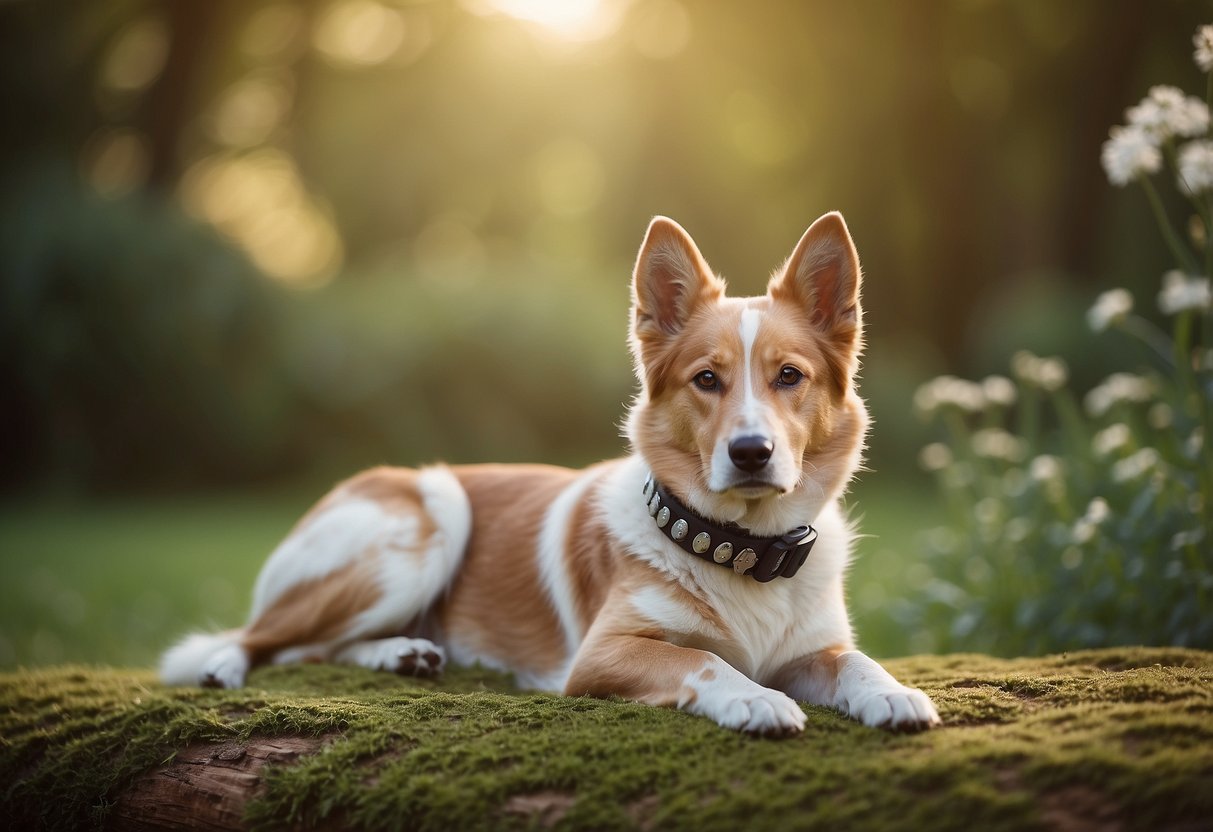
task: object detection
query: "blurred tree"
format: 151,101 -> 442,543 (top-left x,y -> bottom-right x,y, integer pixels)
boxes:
0,0 -> 1204,492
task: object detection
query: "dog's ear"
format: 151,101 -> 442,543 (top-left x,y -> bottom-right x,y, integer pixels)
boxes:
631,217 -> 724,344
769,211 -> 864,393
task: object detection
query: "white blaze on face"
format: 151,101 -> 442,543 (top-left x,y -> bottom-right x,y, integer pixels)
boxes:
707,302 -> 797,494
739,306 -> 764,430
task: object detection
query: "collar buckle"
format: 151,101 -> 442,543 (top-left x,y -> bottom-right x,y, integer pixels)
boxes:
750,525 -> 818,583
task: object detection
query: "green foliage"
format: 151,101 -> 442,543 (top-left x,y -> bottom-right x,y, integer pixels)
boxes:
2,649 -> 1210,831
0,161 -> 294,489
3,0 -> 1210,495
280,255 -> 632,472
906,342 -> 1210,655
0,163 -> 634,492
901,45 -> 1213,655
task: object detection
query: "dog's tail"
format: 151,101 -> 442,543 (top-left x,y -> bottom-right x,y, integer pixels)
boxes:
159,629 -> 242,686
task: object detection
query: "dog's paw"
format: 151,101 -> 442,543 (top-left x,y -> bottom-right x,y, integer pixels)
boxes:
392,638 -> 445,678
338,636 -> 446,677
696,683 -> 806,737
199,644 -> 249,690
850,685 -> 940,731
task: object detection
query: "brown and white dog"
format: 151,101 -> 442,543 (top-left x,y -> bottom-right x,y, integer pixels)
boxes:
161,212 -> 940,735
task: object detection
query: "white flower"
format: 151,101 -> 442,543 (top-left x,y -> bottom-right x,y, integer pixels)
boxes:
1195,24 -> 1213,72
918,442 -> 953,472
1126,85 -> 1211,139
1071,520 -> 1096,545
914,375 -> 986,415
1101,125 -> 1162,186
1086,288 -> 1133,332
1011,351 -> 1068,391
971,428 -> 1027,462
1157,270 -> 1212,314
1111,447 -> 1161,482
1069,497 -> 1111,550
1084,496 -> 1110,525
1029,454 -> 1062,482
1188,427 -> 1205,458
1084,372 -> 1157,416
980,375 -> 1017,407
1092,423 -> 1131,457
1178,140 -> 1213,194
1171,527 -> 1206,550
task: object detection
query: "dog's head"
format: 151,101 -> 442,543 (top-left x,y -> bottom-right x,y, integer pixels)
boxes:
625,213 -> 869,531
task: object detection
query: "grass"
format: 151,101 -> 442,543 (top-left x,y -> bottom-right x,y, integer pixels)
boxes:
0,477 -> 944,670
1,648 -> 1210,831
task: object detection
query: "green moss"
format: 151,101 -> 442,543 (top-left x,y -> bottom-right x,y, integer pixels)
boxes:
2,648 -> 1210,831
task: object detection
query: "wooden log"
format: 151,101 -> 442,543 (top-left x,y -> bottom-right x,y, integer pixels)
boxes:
109,737 -> 323,831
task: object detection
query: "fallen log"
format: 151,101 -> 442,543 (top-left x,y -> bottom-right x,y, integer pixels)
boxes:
2,648 -> 1211,830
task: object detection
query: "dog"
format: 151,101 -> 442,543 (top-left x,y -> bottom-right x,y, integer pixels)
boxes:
160,212 -> 941,735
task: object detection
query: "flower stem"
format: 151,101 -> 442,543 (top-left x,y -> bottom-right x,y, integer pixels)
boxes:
1120,315 -> 1178,369
1140,175 -> 1201,273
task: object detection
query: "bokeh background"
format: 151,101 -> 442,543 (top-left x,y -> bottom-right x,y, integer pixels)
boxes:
0,0 -> 1204,668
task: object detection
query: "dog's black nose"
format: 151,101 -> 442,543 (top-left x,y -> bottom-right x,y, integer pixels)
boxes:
728,435 -> 774,472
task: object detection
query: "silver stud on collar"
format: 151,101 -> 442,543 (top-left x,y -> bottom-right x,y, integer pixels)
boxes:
692,532 -> 711,553
712,542 -> 733,563
671,518 -> 689,541
643,477 -> 655,501
733,548 -> 758,574
648,493 -> 660,516
656,506 -> 671,528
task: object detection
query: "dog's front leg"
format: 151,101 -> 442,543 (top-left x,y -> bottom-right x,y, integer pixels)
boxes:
565,633 -> 806,736
773,647 -> 941,731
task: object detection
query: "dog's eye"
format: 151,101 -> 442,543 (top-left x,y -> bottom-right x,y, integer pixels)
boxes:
693,370 -> 719,391
778,366 -> 804,387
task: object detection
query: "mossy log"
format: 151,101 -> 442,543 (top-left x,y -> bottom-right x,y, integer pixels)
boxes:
2,648 -> 1211,831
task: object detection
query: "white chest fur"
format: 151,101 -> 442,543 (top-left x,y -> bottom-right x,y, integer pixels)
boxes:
595,457 -> 856,682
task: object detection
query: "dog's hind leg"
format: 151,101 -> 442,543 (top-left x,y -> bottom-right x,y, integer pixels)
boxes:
161,466 -> 470,688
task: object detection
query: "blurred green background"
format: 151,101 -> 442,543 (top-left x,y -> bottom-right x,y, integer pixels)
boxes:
0,0 -> 1202,668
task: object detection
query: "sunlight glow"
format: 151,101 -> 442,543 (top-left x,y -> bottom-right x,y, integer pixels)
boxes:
471,0 -> 618,42
179,150 -> 343,288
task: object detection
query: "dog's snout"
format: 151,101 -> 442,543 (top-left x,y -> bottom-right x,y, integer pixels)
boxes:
728,435 -> 774,473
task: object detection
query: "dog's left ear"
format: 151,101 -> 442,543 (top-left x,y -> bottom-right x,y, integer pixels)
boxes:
769,211 -> 864,393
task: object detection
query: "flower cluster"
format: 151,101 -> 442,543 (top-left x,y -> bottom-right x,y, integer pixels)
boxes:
1195,25 -> 1213,73
1086,288 -> 1133,332
903,25 -> 1213,656
1158,270 -> 1212,314
1009,351 -> 1067,390
1101,81 -> 1213,190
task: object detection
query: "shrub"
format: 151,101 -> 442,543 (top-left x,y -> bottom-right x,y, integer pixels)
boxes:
902,27 -> 1213,655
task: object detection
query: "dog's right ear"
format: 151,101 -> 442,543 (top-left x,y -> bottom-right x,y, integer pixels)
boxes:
630,217 -> 724,345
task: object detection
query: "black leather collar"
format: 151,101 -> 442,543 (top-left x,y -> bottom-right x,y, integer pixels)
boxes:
642,474 -> 817,582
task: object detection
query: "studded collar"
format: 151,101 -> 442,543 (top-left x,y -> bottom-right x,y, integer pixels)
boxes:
642,474 -> 818,582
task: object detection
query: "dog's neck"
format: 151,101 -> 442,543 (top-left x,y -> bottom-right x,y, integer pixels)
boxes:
666,466 -> 843,538
642,475 -> 818,582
